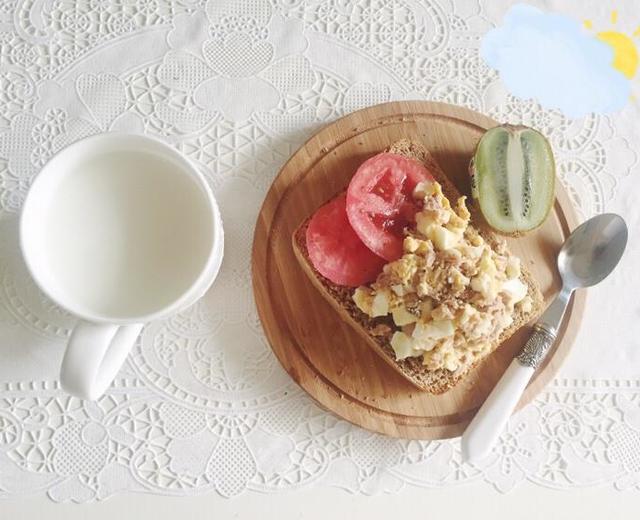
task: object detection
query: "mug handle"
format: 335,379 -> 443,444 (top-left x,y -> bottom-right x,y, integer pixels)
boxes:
60,320 -> 144,400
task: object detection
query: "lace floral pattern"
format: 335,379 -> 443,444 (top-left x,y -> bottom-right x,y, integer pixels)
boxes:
0,381 -> 639,500
0,0 -> 637,502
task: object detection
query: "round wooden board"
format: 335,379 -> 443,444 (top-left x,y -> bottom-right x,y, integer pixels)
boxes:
252,101 -> 585,439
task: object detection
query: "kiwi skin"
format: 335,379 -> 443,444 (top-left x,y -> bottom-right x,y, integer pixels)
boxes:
469,124 -> 555,237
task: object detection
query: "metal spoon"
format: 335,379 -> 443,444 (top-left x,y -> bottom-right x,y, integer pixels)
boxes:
461,213 -> 628,462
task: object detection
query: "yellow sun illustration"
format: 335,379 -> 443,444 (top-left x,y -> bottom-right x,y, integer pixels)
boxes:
584,10 -> 639,79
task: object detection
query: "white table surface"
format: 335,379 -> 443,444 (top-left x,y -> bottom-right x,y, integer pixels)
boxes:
0,484 -> 637,519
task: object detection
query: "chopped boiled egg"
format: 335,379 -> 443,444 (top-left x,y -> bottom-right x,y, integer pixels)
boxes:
353,287 -> 373,314
392,306 -> 418,326
470,272 -> 499,300
390,331 -> 415,360
502,278 -> 528,303
429,225 -> 461,251
370,290 -> 390,317
412,180 -> 436,199
505,256 -> 521,279
412,319 -> 455,341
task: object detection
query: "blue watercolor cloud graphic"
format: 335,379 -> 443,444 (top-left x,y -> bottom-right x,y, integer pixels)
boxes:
482,4 -> 630,118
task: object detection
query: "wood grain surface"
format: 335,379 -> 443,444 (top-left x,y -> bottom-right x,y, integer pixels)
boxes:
252,101 -> 585,439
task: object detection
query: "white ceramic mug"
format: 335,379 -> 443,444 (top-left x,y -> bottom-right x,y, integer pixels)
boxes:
20,134 -> 224,400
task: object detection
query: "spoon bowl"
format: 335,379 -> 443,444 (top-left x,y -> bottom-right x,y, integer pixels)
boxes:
558,213 -> 628,290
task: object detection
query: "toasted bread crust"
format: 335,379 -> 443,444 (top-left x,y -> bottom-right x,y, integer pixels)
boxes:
292,139 -> 544,393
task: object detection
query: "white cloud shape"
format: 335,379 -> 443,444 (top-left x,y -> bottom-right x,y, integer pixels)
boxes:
482,4 -> 630,118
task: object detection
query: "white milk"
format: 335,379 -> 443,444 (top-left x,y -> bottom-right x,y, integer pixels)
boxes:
42,150 -> 214,318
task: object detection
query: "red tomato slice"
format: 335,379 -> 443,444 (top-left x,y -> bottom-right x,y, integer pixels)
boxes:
306,194 -> 385,287
346,153 -> 434,261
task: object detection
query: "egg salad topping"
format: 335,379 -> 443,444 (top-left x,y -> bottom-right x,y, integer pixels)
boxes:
353,179 -> 531,372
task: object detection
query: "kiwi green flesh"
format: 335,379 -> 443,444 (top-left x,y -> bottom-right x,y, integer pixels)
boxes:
472,126 -> 555,233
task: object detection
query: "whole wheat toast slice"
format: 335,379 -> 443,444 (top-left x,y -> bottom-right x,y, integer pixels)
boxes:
292,139 -> 544,393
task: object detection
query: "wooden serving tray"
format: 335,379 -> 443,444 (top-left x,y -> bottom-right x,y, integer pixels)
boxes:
252,101 -> 584,439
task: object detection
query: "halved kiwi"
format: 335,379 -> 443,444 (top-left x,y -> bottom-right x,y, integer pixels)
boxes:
470,124 -> 555,235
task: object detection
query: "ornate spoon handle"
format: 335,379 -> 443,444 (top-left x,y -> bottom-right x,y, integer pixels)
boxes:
461,288 -> 572,463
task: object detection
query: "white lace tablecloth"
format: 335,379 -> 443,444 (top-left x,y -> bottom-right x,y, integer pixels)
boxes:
0,0 -> 639,502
